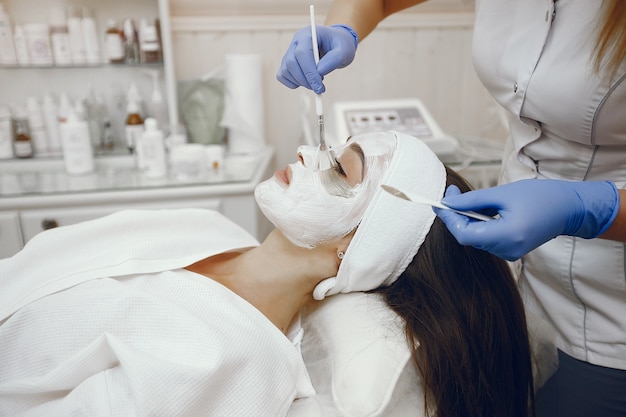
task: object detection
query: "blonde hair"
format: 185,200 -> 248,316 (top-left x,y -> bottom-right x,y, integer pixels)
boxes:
595,0 -> 626,79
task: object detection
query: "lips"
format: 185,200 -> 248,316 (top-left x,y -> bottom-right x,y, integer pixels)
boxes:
274,167 -> 291,185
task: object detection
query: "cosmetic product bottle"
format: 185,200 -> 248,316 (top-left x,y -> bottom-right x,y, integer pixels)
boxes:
0,3 -> 17,65
81,7 -> 100,64
49,8 -> 72,66
11,105 -> 33,158
13,24 -> 29,66
25,96 -> 49,154
140,117 -> 166,178
102,118 -> 114,151
105,19 -> 124,64
57,91 -> 71,123
0,105 -> 13,158
122,18 -> 139,64
145,69 -> 167,130
24,24 -> 53,66
42,93 -> 62,153
125,100 -> 143,156
59,109 -> 94,175
66,6 -> 85,65
139,24 -> 161,63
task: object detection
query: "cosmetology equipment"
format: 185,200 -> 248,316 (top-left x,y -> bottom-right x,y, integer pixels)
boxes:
309,5 -> 336,172
334,98 -> 458,158
381,184 -> 492,221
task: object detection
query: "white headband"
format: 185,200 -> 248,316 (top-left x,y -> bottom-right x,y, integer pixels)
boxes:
313,131 -> 447,300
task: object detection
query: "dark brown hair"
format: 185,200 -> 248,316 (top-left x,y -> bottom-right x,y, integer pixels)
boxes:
374,167 -> 535,417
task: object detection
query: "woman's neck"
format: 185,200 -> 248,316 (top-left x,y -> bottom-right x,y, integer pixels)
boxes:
185,232 -> 328,334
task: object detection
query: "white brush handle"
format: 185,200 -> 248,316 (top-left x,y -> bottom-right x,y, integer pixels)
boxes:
310,5 -> 324,117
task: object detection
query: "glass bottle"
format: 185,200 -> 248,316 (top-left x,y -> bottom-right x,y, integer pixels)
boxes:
122,18 -> 139,64
12,106 -> 33,158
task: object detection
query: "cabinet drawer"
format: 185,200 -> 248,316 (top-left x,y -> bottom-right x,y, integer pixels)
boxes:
19,199 -> 222,243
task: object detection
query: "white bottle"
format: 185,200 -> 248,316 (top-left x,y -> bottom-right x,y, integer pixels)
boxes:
49,8 -> 72,66
13,24 -> 29,66
25,96 -> 49,154
146,70 -> 168,130
0,105 -> 13,158
140,117 -> 166,178
57,91 -> 71,123
66,6 -> 85,64
0,3 -> 17,65
81,7 -> 100,64
24,24 -> 53,66
59,109 -> 94,175
42,93 -> 62,153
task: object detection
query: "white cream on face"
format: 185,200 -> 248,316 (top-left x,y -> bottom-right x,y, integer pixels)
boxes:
254,135 -> 396,248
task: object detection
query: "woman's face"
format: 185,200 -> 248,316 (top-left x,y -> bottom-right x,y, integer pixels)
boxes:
254,135 -> 395,248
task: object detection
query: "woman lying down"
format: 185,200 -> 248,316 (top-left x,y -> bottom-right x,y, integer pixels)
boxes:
0,131 -> 535,417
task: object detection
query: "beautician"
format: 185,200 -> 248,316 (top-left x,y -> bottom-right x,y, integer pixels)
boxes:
276,1 -> 626,416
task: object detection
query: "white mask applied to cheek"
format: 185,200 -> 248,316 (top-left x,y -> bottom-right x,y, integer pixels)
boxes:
254,139 -> 394,248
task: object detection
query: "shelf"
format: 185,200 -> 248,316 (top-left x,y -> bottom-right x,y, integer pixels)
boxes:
0,62 -> 164,70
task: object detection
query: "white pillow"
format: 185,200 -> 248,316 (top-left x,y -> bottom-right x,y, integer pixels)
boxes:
300,292 -> 414,417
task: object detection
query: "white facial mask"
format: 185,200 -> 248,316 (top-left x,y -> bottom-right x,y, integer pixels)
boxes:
254,135 -> 396,248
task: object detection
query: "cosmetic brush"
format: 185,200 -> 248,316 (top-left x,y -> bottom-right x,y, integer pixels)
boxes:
310,4 -> 337,172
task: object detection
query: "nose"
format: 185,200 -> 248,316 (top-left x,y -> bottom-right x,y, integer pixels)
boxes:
297,145 -> 318,168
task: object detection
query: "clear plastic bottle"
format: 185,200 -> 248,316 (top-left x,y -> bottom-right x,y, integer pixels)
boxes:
122,18 -> 139,64
0,3 -> 17,65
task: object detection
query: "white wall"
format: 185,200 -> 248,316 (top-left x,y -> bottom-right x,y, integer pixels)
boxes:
169,5 -> 507,171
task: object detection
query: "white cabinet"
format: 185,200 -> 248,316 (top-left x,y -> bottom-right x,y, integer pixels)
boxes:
0,148 -> 274,259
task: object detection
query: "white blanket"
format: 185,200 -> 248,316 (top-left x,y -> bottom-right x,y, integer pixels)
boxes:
0,209 -> 315,417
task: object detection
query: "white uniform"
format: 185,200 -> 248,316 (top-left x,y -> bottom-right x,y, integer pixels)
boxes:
473,0 -> 626,369
0,209 -> 314,416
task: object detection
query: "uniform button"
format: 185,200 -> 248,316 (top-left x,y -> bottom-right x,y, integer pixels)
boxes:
545,10 -> 549,21
513,81 -> 518,93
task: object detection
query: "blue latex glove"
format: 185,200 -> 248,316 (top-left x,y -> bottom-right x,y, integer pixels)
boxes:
434,179 -> 620,261
276,24 -> 358,94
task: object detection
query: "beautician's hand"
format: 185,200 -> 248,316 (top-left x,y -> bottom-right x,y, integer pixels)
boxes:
276,24 -> 358,94
434,179 -> 620,261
